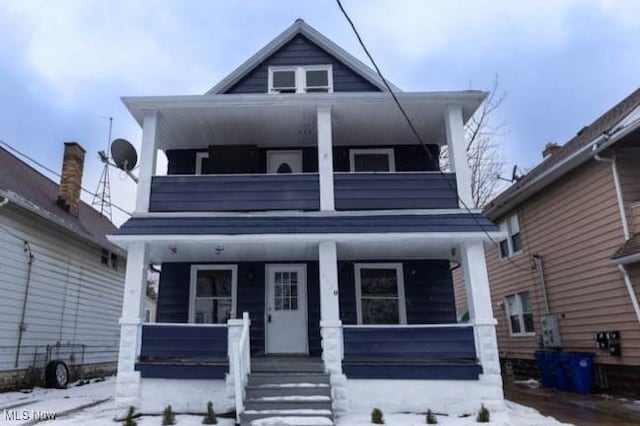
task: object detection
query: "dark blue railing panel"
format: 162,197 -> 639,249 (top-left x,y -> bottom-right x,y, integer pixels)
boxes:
334,172 -> 458,210
140,324 -> 227,359
150,174 -> 320,212
343,326 -> 476,360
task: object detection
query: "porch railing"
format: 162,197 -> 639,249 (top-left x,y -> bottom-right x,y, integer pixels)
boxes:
233,312 -> 251,423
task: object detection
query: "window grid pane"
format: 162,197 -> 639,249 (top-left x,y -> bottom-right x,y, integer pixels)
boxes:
273,271 -> 298,311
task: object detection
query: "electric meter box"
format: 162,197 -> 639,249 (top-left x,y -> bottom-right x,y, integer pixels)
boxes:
541,314 -> 562,348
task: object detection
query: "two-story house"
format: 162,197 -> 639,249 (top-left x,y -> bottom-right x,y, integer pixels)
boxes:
477,88 -> 640,398
109,20 -> 505,424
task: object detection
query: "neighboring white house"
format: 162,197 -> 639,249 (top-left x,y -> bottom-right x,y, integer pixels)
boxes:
0,143 -> 126,390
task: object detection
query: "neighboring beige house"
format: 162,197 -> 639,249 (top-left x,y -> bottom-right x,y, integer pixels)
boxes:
457,88 -> 640,398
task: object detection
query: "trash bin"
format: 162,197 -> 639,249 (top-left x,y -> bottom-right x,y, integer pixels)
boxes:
534,351 -> 556,388
555,352 -> 572,391
566,352 -> 594,394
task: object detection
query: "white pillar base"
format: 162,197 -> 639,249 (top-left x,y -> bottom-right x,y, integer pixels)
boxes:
320,320 -> 348,416
115,371 -> 141,408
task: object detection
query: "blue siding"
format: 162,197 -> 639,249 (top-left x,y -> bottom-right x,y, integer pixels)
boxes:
343,326 -> 476,359
338,260 -> 457,325
149,174 -> 320,212
116,214 -> 498,236
225,34 -> 380,94
157,261 -> 322,357
342,326 -> 481,380
334,173 -> 458,210
135,363 -> 227,379
139,324 -> 227,359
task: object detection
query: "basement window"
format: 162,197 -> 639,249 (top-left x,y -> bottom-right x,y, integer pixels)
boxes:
499,213 -> 522,258
268,65 -> 333,94
506,292 -> 534,336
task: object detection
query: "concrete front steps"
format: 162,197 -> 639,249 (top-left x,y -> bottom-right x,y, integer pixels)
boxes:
240,357 -> 334,425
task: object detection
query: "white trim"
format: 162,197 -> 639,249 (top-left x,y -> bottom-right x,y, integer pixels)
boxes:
188,264 -> 238,323
317,106 -> 335,210
349,148 -> 396,172
135,112 -> 158,212
266,149 -> 303,174
264,263 -> 309,354
505,292 -> 534,337
144,322 -> 228,327
354,262 -> 406,325
207,19 -> 395,94
195,152 -> 209,175
343,323 -> 473,329
109,231 -> 504,246
132,208 -> 483,218
268,65 -> 333,94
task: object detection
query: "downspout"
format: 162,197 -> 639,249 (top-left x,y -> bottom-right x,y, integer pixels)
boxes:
593,144 -> 640,323
15,241 -> 34,368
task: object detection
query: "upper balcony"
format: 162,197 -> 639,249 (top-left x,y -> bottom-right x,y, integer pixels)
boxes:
123,92 -> 485,214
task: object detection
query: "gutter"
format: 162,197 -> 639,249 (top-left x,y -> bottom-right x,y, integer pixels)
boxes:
486,116 -> 640,220
0,196 -> 8,207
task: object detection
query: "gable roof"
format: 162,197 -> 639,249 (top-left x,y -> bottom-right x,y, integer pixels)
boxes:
207,19 -> 398,94
484,88 -> 640,220
0,147 -> 122,254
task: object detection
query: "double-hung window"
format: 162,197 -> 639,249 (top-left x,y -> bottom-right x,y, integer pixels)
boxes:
189,265 -> 237,324
269,65 -> 333,94
499,213 -> 522,258
506,292 -> 534,336
355,263 -> 406,325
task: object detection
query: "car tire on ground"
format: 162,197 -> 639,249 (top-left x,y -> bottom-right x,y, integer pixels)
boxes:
45,360 -> 69,389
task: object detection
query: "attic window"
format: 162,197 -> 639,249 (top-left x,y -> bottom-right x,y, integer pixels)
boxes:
268,65 -> 333,94
101,249 -> 109,266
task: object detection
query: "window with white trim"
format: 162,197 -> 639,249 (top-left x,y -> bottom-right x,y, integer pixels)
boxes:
506,292 -> 534,335
268,65 -> 333,94
189,265 -> 237,324
499,213 -> 522,258
195,152 -> 209,175
349,148 -> 396,172
355,263 -> 406,325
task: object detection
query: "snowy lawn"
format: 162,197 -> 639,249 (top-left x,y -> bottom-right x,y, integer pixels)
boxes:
0,378 -> 571,425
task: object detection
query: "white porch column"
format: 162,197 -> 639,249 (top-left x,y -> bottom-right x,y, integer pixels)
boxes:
318,241 -> 347,415
226,315 -> 250,406
317,106 -> 335,211
115,242 -> 148,407
135,112 -> 159,213
460,241 -> 504,410
444,105 -> 472,208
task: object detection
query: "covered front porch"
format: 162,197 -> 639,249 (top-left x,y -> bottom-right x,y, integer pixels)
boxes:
110,225 -> 504,415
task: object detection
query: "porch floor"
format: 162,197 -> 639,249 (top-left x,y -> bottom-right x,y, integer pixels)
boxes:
252,356 -> 324,373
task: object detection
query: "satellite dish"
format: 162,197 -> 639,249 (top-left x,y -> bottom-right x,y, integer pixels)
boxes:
110,138 -> 138,171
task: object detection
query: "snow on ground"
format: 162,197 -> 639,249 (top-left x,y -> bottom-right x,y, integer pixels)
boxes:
0,378 -> 571,426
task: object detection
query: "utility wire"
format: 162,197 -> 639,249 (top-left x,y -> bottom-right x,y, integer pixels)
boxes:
0,140 -> 132,217
335,0 -> 530,273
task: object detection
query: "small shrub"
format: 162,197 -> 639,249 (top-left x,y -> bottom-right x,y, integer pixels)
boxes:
371,407 -> 384,424
162,404 -> 176,425
476,404 -> 490,423
202,401 -> 217,425
123,406 -> 137,426
426,409 -> 437,424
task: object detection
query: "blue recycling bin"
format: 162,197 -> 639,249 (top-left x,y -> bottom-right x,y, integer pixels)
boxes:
555,352 -> 572,391
534,351 -> 556,388
565,352 -> 594,394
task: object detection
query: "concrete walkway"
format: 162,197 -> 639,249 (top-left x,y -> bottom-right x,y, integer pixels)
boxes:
505,380 -> 640,425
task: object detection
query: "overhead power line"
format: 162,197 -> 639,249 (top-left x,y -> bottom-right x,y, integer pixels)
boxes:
335,0 -> 529,273
0,140 -> 132,218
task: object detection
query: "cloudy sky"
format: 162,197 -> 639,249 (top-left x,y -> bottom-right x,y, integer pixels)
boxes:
1,0 -> 639,225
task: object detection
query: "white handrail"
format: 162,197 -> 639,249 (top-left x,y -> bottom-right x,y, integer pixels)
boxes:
233,312 -> 251,423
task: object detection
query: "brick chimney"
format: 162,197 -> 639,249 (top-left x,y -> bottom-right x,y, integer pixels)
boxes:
542,142 -> 561,159
57,142 -> 85,216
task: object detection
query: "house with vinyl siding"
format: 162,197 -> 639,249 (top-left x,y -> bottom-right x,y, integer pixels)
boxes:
456,88 -> 640,398
109,19 -> 505,424
0,143 -> 126,390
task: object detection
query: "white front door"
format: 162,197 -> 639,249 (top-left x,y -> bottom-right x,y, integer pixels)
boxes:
265,264 -> 308,354
267,150 -> 303,174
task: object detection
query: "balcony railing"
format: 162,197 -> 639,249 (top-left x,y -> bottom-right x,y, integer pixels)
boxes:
148,172 -> 458,213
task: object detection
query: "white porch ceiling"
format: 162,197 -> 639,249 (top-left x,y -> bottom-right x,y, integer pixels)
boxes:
122,91 -> 486,150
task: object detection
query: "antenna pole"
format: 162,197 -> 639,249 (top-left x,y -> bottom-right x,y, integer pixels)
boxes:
92,117 -> 114,221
